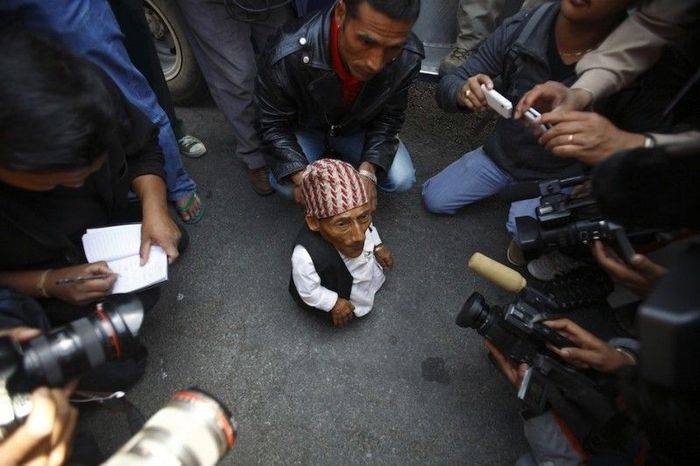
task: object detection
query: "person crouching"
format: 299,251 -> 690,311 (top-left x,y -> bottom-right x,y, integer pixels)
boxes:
290,159 -> 394,327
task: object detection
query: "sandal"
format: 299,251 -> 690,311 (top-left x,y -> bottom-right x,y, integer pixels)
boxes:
175,192 -> 205,225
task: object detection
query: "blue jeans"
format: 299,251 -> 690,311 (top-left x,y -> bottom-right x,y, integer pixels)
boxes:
421,146 -> 539,236
1,0 -> 196,202
270,130 -> 416,198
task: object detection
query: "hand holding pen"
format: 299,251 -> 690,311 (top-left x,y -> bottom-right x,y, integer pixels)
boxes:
41,262 -> 118,305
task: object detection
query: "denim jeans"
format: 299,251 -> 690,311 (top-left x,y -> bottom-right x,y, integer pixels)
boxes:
1,0 -> 196,202
421,146 -> 539,236
270,130 -> 416,199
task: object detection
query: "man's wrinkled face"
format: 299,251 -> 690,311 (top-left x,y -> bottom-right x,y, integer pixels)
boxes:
335,1 -> 413,82
0,154 -> 106,191
307,204 -> 372,258
560,0 -> 635,24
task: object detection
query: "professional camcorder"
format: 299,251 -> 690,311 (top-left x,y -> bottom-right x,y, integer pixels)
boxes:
505,176 -> 640,261
103,388 -> 238,466
0,295 -> 144,439
457,253 -> 622,451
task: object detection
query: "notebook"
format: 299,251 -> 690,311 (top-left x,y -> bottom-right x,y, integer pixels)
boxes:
82,224 -> 168,294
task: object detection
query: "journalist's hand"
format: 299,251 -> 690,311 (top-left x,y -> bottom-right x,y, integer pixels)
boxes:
537,111 -> 645,164
374,244 -> 394,269
0,385 -> 78,466
141,208 -> 181,265
544,319 -> 635,373
330,298 -> 354,328
45,263 -> 117,305
484,340 -> 528,389
458,74 -> 493,112
592,241 -> 667,297
291,171 -> 306,207
514,81 -> 592,119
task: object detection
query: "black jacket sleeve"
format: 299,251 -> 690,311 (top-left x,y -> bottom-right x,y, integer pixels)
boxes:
256,57 -> 308,181
361,59 -> 421,174
436,10 -> 528,114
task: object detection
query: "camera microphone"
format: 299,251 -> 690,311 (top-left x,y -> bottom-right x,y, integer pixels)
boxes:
468,253 -> 559,310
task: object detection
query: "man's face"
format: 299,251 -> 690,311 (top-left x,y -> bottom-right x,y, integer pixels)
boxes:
560,0 -> 635,24
307,204 -> 373,258
335,1 -> 414,82
0,154 -> 106,191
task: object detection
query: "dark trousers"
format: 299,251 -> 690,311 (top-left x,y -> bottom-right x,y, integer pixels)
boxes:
108,0 -> 185,139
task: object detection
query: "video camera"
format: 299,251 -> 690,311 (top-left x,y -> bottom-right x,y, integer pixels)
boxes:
0,295 -> 144,439
504,175 -> 641,261
457,253 -> 620,449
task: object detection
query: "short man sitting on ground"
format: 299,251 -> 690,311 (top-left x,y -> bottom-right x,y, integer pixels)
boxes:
290,159 -> 394,327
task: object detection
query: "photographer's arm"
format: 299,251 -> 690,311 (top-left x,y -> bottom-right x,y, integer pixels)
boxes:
592,241 -> 667,297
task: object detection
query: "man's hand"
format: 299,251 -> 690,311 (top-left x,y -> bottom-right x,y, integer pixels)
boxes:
291,171 -> 306,207
544,318 -> 636,373
0,330 -> 78,466
591,241 -> 667,297
457,74 -> 493,112
330,298 -> 354,328
141,208 -> 181,265
537,111 -> 645,164
373,244 -> 394,269
514,81 -> 592,119
358,162 -> 377,212
484,340 -> 528,389
46,263 -> 117,305
0,386 -> 78,466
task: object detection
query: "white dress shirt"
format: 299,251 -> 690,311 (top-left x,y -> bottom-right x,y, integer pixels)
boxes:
291,225 -> 385,317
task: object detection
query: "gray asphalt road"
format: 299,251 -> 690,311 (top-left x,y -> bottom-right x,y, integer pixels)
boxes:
84,81 -> 528,465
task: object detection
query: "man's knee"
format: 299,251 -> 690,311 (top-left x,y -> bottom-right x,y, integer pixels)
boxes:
421,181 -> 456,215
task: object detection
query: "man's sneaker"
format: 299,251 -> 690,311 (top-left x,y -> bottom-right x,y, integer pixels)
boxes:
542,266 -> 615,311
249,166 -> 273,196
178,135 -> 207,158
526,251 -> 584,281
439,47 -> 471,76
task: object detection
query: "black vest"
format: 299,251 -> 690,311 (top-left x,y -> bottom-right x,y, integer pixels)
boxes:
289,225 -> 353,312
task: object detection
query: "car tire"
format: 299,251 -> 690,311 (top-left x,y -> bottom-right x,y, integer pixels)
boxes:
144,0 -> 208,106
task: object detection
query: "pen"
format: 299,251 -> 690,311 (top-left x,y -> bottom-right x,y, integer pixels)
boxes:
55,274 -> 117,285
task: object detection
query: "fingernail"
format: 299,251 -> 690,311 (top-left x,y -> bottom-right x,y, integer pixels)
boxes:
631,255 -> 644,264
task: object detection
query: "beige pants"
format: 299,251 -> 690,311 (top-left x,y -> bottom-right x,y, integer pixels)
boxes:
456,0 -> 547,50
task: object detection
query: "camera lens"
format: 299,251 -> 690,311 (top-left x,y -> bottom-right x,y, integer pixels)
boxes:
103,388 -> 238,466
456,292 -> 492,332
18,295 -> 143,389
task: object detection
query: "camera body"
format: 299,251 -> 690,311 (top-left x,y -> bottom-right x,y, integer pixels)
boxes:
510,176 -> 639,261
456,292 -> 573,365
0,295 -> 143,439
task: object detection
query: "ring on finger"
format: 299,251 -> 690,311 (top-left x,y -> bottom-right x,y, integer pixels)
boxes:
567,134 -> 574,143
466,89 -> 472,97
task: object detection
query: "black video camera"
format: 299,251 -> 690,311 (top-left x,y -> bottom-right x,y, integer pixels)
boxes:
0,295 -> 143,439
506,176 -> 642,261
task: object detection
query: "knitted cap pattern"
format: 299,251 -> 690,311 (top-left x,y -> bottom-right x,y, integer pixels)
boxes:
302,159 -> 368,219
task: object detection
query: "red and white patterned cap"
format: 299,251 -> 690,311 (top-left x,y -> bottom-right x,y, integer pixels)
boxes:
302,159 -> 368,219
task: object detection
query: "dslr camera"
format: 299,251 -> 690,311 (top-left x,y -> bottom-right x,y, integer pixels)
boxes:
0,295 -> 143,438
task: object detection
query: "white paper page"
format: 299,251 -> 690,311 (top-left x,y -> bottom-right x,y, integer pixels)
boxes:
107,246 -> 168,294
82,224 -> 142,263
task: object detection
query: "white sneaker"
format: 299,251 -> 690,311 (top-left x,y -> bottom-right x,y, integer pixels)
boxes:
178,135 -> 207,158
526,251 -> 583,281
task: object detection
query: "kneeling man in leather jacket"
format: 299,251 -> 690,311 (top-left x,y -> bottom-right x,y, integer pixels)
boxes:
256,0 -> 424,211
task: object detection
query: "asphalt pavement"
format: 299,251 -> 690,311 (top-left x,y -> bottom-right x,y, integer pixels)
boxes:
83,81 -> 529,465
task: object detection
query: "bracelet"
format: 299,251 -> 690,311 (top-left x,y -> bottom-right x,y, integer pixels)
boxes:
615,347 -> 637,366
359,169 -> 377,185
374,243 -> 385,252
37,269 -> 51,298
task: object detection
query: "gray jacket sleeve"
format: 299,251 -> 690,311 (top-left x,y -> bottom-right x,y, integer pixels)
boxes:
436,11 -> 528,113
574,0 -> 700,100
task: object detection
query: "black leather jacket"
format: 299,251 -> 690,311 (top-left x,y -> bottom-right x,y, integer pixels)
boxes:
256,6 -> 424,181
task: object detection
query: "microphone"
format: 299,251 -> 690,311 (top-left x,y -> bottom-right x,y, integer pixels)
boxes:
468,253 -> 559,311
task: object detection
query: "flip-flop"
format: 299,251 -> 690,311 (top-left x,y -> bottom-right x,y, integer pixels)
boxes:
175,192 -> 205,225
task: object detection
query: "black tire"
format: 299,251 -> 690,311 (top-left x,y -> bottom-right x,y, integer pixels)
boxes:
144,0 -> 208,106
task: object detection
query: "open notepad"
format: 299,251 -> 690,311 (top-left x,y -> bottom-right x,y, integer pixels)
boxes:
82,224 -> 168,294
